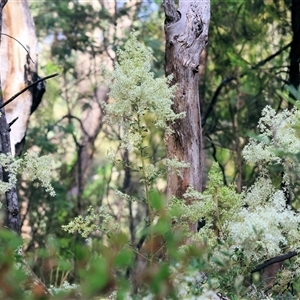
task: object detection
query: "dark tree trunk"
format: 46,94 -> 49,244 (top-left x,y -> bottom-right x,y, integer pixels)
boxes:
288,0 -> 300,106
163,0 -> 210,232
282,0 -> 300,204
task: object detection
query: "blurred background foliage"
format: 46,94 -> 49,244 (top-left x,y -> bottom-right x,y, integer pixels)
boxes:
11,0 -> 296,291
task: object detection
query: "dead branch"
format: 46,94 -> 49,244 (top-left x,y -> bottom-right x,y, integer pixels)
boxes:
251,251 -> 298,273
0,73 -> 59,109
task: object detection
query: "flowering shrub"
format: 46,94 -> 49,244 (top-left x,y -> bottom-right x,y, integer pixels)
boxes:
243,104 -> 300,188
3,35 -> 300,300
0,151 -> 55,196
60,37 -> 300,299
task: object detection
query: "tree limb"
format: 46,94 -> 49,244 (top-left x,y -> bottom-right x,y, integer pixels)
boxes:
0,73 -> 59,109
202,76 -> 236,127
251,251 -> 298,273
1,32 -> 34,63
202,42 -> 291,128
0,0 -> 19,234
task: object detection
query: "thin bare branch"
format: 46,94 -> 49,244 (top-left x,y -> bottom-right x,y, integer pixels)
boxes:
8,117 -> 18,128
202,42 -> 291,128
0,73 -> 59,109
1,32 -> 34,63
252,251 -> 298,273
53,114 -> 90,138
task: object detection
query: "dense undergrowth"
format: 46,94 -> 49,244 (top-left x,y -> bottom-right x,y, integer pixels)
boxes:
1,35 -> 300,300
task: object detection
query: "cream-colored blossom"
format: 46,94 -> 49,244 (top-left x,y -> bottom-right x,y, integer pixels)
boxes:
243,104 -> 300,167
227,183 -> 300,259
165,157 -> 190,179
103,33 -> 184,151
22,152 -> 55,196
62,205 -> 118,238
0,151 -> 55,196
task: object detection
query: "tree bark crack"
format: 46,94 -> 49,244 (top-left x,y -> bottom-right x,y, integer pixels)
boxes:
163,0 -> 180,24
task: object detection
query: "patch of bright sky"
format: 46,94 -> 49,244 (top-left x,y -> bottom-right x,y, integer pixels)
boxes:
42,0 -> 159,48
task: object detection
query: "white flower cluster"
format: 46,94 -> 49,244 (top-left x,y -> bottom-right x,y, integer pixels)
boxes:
175,160 -> 300,273
104,33 -> 185,150
232,105 -> 300,259
62,205 -> 118,238
107,147 -> 117,164
243,105 -> 300,174
0,151 -> 55,197
22,152 -> 56,196
49,281 -> 79,295
228,180 -> 300,259
0,153 -> 21,193
114,189 -> 138,202
165,157 -> 190,179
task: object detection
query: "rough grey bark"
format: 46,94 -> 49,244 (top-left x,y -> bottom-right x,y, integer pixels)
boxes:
163,0 -> 210,232
199,47 -> 208,188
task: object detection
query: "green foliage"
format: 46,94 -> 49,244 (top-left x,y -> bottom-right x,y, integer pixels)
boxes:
243,103 -> 300,189
4,1 -> 300,299
204,0 -> 291,185
0,229 -> 27,299
55,34 -> 300,299
170,162 -> 242,241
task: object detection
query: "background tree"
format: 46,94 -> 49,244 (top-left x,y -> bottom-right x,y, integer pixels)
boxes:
1,0 -> 45,157
0,0 -> 47,235
22,0 -> 165,283
163,0 -> 210,232
0,0 -> 20,234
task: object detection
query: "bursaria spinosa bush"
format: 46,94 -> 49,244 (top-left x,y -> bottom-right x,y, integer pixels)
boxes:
227,177 -> 300,259
0,151 -> 55,197
62,36 -> 300,299
170,104 -> 300,297
103,33 -> 185,151
243,104 -> 300,187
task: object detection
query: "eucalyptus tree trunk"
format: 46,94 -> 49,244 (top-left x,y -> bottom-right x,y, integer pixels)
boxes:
163,0 -> 210,232
0,0 -> 42,234
0,0 -> 21,234
0,2 -> 51,295
1,0 -> 43,157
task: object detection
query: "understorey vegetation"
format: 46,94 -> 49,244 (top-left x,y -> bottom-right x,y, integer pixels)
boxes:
1,34 -> 300,300
1,1 -> 300,299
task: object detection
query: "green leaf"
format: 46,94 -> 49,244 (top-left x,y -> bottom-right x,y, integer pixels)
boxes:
150,264 -> 170,295
81,256 -> 108,297
149,189 -> 164,210
114,248 -> 134,268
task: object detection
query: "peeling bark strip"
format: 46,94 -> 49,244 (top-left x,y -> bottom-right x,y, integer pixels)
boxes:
163,0 -> 210,232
